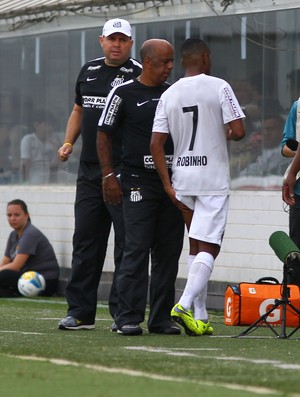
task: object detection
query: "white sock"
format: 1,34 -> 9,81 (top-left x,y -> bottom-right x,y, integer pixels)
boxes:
188,255 -> 208,320
179,252 -> 214,311
187,255 -> 197,312
194,284 -> 208,321
187,255 -> 196,272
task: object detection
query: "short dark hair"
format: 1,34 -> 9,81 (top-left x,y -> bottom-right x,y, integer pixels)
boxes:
180,38 -> 210,57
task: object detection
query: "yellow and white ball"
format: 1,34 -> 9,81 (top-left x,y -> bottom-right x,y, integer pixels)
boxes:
18,271 -> 46,297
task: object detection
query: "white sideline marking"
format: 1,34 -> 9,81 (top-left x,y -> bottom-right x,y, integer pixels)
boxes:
125,346 -> 300,372
7,354 -> 284,396
126,346 -> 220,357
127,346 -> 220,351
219,356 -> 300,370
0,330 -> 43,335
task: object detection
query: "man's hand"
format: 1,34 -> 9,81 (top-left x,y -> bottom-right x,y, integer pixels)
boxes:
102,175 -> 122,205
165,185 -> 190,213
282,173 -> 296,206
57,144 -> 73,162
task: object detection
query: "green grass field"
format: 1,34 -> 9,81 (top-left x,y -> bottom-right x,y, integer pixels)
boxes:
1,298 -> 300,397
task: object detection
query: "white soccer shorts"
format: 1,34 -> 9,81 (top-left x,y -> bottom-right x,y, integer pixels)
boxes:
176,194 -> 229,246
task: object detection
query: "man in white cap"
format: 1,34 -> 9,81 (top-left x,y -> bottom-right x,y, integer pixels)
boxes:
57,19 -> 142,331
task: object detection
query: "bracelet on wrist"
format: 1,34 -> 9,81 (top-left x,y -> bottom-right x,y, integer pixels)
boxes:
63,142 -> 73,147
102,172 -> 114,180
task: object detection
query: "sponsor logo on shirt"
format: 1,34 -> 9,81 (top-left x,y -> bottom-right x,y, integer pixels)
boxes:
137,100 -> 149,107
104,95 -> 122,125
155,100 -> 163,114
119,67 -> 133,73
82,96 -> 106,109
87,65 -> 101,70
144,155 -> 173,169
224,87 -> 241,119
137,98 -> 160,107
176,156 -> 208,166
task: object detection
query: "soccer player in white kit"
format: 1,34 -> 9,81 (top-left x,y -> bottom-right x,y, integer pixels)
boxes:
151,38 -> 245,335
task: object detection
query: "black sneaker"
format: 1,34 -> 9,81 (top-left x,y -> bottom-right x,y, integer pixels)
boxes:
149,322 -> 181,335
117,324 -> 143,336
111,322 -> 118,332
58,316 -> 95,330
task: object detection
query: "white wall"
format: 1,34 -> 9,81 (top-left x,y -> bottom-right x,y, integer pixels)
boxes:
0,186 -> 288,285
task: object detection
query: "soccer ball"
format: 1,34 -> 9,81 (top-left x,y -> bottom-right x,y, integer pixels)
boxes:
18,271 -> 46,297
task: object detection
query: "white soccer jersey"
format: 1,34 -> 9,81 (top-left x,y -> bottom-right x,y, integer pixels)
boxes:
153,74 -> 245,195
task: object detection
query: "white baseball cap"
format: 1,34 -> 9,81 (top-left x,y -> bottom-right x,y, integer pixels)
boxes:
102,18 -> 132,37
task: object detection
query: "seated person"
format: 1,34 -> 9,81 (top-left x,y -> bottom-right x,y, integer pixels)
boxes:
239,113 -> 290,176
0,199 -> 59,297
230,111 -> 261,178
